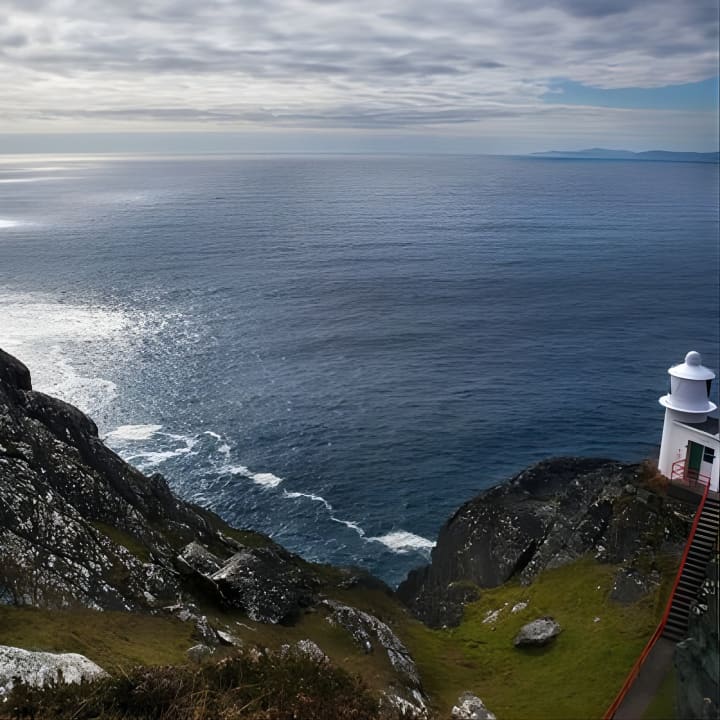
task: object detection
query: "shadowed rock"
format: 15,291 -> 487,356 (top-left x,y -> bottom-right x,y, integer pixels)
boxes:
398,458 -> 688,628
211,546 -> 318,624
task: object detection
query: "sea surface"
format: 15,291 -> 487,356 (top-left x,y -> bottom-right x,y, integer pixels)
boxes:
1,153 -> 718,586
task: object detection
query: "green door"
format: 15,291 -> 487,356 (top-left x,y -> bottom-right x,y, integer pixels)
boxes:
687,441 -> 704,481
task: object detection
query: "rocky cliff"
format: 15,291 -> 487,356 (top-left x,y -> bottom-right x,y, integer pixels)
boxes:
397,457 -> 690,628
0,348 -> 426,715
675,555 -> 720,720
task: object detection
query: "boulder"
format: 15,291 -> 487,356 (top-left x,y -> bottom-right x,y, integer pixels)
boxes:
0,646 -> 106,694
452,692 -> 497,719
384,690 -> 429,718
280,639 -> 329,664
513,617 -> 561,647
216,630 -> 242,647
177,541 -> 222,576
211,546 -> 318,624
186,644 -> 214,663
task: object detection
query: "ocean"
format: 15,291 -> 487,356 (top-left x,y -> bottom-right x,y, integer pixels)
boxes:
1,153 -> 718,586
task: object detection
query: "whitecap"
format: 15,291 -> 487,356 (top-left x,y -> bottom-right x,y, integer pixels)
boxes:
125,446 -> 193,467
252,472 -> 283,488
283,491 -> 333,512
330,517 -> 366,537
222,464 -> 252,477
0,219 -> 22,229
369,531 -> 435,554
105,424 -> 163,441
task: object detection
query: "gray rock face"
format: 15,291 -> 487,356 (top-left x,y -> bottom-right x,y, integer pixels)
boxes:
513,617 -> 562,647
177,541 -> 222,576
323,599 -> 423,690
0,347 -> 322,622
0,349 -> 225,611
0,348 -> 430,713
0,645 -> 106,694
675,557 -> 720,720
610,567 -> 660,604
451,692 -> 497,720
211,546 -> 318,624
397,458 -> 688,627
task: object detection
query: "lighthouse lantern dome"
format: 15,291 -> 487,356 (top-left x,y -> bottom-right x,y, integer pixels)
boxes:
659,350 -> 716,423
668,351 -> 716,381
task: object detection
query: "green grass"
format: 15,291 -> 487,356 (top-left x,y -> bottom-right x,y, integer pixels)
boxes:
397,555 -> 679,719
0,599 -> 400,695
0,554 -> 679,720
91,521 -> 152,562
0,605 -> 195,669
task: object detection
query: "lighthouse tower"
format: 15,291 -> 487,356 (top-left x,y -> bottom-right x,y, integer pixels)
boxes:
658,351 -> 719,492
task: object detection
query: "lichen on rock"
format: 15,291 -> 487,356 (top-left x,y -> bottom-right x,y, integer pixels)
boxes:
397,457 -> 689,628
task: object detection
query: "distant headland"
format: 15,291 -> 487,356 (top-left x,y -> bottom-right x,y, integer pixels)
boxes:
531,148 -> 720,163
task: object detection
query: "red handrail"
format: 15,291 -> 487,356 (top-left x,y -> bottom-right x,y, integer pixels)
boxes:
671,459 -> 710,487
602,481 -> 711,719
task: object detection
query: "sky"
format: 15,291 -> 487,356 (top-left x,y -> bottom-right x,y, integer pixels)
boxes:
0,0 -> 718,154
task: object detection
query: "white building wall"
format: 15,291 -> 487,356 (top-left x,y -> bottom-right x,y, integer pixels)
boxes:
658,413 -> 720,492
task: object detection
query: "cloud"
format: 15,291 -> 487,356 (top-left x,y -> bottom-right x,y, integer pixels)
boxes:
0,0 -> 717,149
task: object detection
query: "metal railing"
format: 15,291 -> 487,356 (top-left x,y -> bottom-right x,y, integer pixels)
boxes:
671,459 -> 710,488
602,480 -> 711,719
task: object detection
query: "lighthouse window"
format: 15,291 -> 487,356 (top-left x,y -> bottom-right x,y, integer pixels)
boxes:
703,447 -> 715,464
707,379 -> 713,398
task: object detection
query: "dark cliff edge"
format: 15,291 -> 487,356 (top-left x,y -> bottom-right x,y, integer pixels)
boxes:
397,457 -> 691,628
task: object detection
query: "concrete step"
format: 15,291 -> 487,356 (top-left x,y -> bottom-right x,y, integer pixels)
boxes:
694,533 -> 718,545
683,556 -> 709,569
664,616 -> 688,634
696,524 -> 719,534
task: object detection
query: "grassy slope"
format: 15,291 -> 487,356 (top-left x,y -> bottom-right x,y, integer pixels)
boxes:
0,553 -> 679,720
0,606 -> 195,669
399,554 -> 679,719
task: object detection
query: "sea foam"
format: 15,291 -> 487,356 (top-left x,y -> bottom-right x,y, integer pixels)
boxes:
219,464 -> 284,488
369,531 -> 435,554
283,491 -> 333,512
105,424 -> 163,441
0,291 -> 163,432
252,473 -> 284,488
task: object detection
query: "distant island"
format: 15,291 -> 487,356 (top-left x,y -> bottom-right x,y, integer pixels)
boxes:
531,148 -> 719,163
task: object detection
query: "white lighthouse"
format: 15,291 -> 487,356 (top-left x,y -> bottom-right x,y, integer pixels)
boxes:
658,350 -> 719,492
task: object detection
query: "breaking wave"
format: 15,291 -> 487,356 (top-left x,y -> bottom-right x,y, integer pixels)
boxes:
369,531 -> 435,554
104,424 -> 163,441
